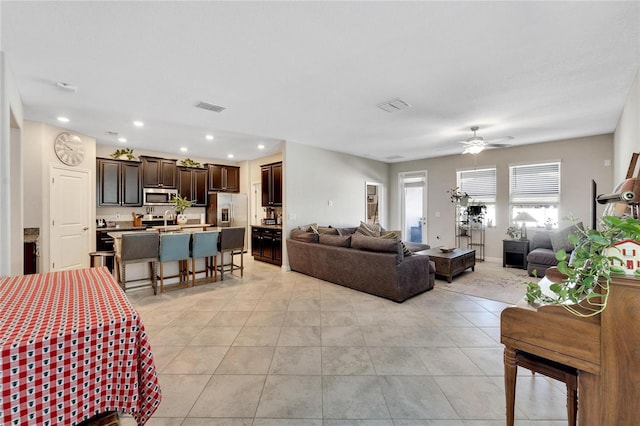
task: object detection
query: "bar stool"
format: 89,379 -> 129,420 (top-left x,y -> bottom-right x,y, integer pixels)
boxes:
189,230 -> 220,286
114,233 -> 159,295
217,227 -> 245,281
157,232 -> 191,292
89,251 -> 115,268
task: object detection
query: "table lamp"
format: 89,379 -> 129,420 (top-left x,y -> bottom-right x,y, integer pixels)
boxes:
514,211 -> 537,240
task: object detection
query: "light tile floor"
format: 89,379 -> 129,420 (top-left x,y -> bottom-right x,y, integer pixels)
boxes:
122,258 -> 570,426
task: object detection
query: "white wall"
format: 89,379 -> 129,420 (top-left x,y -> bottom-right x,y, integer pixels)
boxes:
0,52 -> 24,276
614,69 -> 640,182
389,134 -> 614,261
22,121 -> 96,273
283,141 -> 389,266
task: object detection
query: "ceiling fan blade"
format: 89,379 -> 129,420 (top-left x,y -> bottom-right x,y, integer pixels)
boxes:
485,136 -> 514,144
486,143 -> 511,148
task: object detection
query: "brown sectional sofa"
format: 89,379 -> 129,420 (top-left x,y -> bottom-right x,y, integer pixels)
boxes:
286,228 -> 435,302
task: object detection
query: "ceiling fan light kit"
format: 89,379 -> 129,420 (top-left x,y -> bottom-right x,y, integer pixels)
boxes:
460,126 -> 513,154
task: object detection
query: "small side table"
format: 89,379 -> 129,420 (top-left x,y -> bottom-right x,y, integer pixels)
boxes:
503,239 -> 530,269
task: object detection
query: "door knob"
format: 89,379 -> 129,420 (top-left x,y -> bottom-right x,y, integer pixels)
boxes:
83,227 -> 89,231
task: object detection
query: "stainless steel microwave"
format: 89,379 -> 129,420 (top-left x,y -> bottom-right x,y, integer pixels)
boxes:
143,188 -> 178,205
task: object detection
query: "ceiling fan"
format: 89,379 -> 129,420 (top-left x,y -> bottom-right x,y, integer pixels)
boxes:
460,126 -> 513,154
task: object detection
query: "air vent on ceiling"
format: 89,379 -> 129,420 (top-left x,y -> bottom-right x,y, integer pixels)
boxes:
377,98 -> 411,113
196,101 -> 226,113
105,131 -> 119,137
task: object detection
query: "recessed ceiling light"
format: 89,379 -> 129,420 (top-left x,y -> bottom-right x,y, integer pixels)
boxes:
258,144 -> 265,150
180,147 -> 188,152
227,154 -> 234,159
57,116 -> 70,123
133,120 -> 144,127
205,134 -> 214,141
118,137 -> 127,143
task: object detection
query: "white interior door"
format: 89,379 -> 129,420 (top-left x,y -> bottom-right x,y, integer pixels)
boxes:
400,171 -> 428,244
50,166 -> 90,270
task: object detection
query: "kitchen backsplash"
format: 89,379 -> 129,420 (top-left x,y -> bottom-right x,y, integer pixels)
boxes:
96,206 -> 206,222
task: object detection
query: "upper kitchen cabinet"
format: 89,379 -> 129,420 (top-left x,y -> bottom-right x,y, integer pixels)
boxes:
97,158 -> 143,207
207,164 -> 240,193
140,155 -> 177,188
261,162 -> 282,206
177,167 -> 208,206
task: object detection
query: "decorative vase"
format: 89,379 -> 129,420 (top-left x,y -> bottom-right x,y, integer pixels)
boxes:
176,214 -> 188,225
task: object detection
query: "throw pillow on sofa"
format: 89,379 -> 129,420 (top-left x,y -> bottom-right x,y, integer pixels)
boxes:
550,222 -> 583,252
317,226 -> 339,235
319,234 -> 351,247
298,223 -> 318,233
381,231 -> 413,257
356,221 -> 382,237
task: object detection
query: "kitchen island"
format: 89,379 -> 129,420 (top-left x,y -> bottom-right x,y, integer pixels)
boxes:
108,225 -> 245,291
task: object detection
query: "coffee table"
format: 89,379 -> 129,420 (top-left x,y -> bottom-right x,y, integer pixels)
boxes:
416,247 -> 476,282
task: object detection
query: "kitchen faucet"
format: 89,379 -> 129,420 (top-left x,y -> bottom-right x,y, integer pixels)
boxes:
163,209 -> 173,227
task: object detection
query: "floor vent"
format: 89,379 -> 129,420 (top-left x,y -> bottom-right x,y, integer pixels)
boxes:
377,98 -> 411,113
196,101 -> 226,113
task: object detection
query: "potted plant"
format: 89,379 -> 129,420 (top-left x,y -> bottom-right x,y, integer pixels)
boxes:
506,226 -> 519,240
447,187 -> 469,206
526,215 -> 640,316
110,148 -> 135,160
170,194 -> 195,225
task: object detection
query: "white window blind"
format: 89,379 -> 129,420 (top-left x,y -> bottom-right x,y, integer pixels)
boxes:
509,162 -> 560,204
457,168 -> 496,203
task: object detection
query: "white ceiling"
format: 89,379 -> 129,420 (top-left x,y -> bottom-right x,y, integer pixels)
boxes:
2,1 -> 639,163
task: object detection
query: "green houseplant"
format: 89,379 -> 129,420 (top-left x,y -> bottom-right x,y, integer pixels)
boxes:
526,215 -> 640,316
110,148 -> 135,160
170,194 -> 195,225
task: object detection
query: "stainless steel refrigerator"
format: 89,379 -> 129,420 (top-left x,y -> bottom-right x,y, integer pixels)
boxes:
206,192 -> 249,247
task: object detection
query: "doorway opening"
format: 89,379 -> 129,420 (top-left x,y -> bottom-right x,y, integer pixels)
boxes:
399,171 -> 428,244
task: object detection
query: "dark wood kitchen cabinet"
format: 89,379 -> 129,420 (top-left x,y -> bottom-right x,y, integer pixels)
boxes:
97,158 -> 143,207
140,155 -> 177,188
251,226 -> 282,266
207,164 -> 240,193
261,162 -> 282,206
177,167 -> 208,206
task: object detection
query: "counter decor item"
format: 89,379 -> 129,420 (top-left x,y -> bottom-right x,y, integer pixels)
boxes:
505,226 -> 519,240
170,194 -> 195,225
110,148 -> 135,160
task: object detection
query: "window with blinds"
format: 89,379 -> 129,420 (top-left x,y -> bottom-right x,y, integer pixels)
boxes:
457,168 -> 497,203
509,162 -> 561,204
457,167 -> 497,227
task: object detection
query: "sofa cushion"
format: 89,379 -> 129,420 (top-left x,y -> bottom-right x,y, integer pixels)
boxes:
550,222 -> 583,252
530,231 -> 553,251
290,229 -> 319,243
319,234 -> 351,247
317,226 -> 339,235
351,232 -> 402,257
336,227 -> 358,236
381,231 -> 413,257
403,242 -> 431,252
527,248 -> 559,266
356,221 -> 382,237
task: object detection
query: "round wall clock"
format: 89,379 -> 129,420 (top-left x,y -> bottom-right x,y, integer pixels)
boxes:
54,132 -> 85,166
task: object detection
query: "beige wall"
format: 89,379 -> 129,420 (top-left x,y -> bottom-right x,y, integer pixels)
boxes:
283,141 -> 390,268
389,134 -> 614,261
614,69 -> 640,182
22,121 -> 97,273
